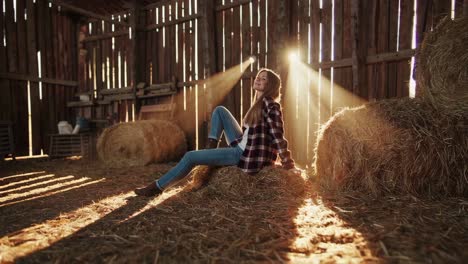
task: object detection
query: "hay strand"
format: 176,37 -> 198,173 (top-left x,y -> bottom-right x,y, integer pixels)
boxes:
186,165 -> 214,191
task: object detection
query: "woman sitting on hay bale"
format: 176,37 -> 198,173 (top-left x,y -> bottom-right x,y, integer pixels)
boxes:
135,68 -> 302,197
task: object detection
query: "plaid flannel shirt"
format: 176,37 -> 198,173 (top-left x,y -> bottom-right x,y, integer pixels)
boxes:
232,97 -> 295,173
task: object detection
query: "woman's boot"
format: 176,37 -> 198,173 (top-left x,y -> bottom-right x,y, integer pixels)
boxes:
134,182 -> 162,197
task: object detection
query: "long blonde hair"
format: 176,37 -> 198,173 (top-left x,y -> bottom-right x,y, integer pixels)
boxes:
243,68 -> 282,125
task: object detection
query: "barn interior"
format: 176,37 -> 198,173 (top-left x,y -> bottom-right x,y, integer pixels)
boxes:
1,0 -> 467,263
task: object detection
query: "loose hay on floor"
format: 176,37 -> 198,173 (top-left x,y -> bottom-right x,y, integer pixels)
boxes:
317,189 -> 468,263
1,158 -> 467,263
97,120 -> 187,167
314,97 -> 468,197
416,16 -> 468,106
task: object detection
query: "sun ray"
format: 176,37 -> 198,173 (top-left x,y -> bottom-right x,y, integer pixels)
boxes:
0,171 -> 47,182
0,190 -> 131,263
0,178 -> 105,208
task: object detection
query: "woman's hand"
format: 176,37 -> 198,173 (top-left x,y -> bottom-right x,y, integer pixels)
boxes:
272,164 -> 303,176
289,167 -> 303,176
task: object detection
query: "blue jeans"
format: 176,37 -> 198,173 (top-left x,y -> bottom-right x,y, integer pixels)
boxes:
156,106 -> 243,190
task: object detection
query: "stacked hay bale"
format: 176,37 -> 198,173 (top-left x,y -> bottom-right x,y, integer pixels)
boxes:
314,17 -> 468,197
97,120 -> 187,167
416,17 -> 468,107
314,98 -> 467,196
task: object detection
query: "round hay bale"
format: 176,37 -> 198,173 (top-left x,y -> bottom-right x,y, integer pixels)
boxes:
416,16 -> 468,105
97,120 -> 187,167
313,98 -> 467,197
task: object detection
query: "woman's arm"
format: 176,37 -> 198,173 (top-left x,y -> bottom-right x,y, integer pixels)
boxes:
266,102 -> 295,170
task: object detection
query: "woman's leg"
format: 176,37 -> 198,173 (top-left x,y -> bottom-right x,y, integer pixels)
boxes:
209,106 -> 243,145
156,146 -> 243,190
136,106 -> 243,197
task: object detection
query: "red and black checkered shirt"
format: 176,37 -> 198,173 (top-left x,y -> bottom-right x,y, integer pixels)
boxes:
232,97 -> 295,174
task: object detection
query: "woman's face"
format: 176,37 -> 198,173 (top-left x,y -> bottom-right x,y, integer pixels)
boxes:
253,71 -> 268,92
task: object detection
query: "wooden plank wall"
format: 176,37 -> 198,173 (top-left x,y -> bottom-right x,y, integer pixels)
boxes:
0,0 -> 462,159
80,1 -> 203,149
284,0 -> 459,167
142,0 -> 202,149
80,11 -> 132,121
213,0 -> 267,149
0,0 -> 77,156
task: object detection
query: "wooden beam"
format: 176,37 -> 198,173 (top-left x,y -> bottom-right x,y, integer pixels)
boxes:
101,94 -> 135,101
147,82 -> 175,90
144,13 -> 202,31
317,58 -> 353,69
176,80 -> 199,88
311,49 -> 416,69
67,101 -> 94,107
82,30 -> 129,42
50,0 -> 129,27
363,49 -> 415,65
137,89 -> 176,99
0,72 -> 78,86
99,87 -> 133,95
142,0 -> 173,10
215,0 -> 251,11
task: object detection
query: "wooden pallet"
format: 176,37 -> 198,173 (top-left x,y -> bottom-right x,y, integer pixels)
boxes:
0,121 -> 16,160
48,133 -> 96,159
138,94 -> 176,121
0,121 -> 15,160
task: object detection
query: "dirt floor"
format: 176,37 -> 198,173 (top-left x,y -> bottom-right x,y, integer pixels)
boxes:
0,157 -> 467,263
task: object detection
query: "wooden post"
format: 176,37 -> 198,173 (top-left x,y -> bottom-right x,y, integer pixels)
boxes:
241,1 -> 251,117
415,0 -> 431,97
333,0 -> 345,102
131,0 -> 142,113
200,1 -> 216,113
365,0 -> 377,101
268,0 -> 292,160
464,0 -> 468,16
199,0 -> 217,146
0,0 -> 10,121
267,0 -> 289,79
397,0 -> 415,98
309,0 -> 321,145
321,0 -> 332,122
387,0 -> 399,98
351,0 -> 368,102
26,0 -> 41,154
433,0 -> 451,25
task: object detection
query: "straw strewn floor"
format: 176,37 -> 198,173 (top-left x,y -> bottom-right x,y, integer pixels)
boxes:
0,158 -> 466,263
